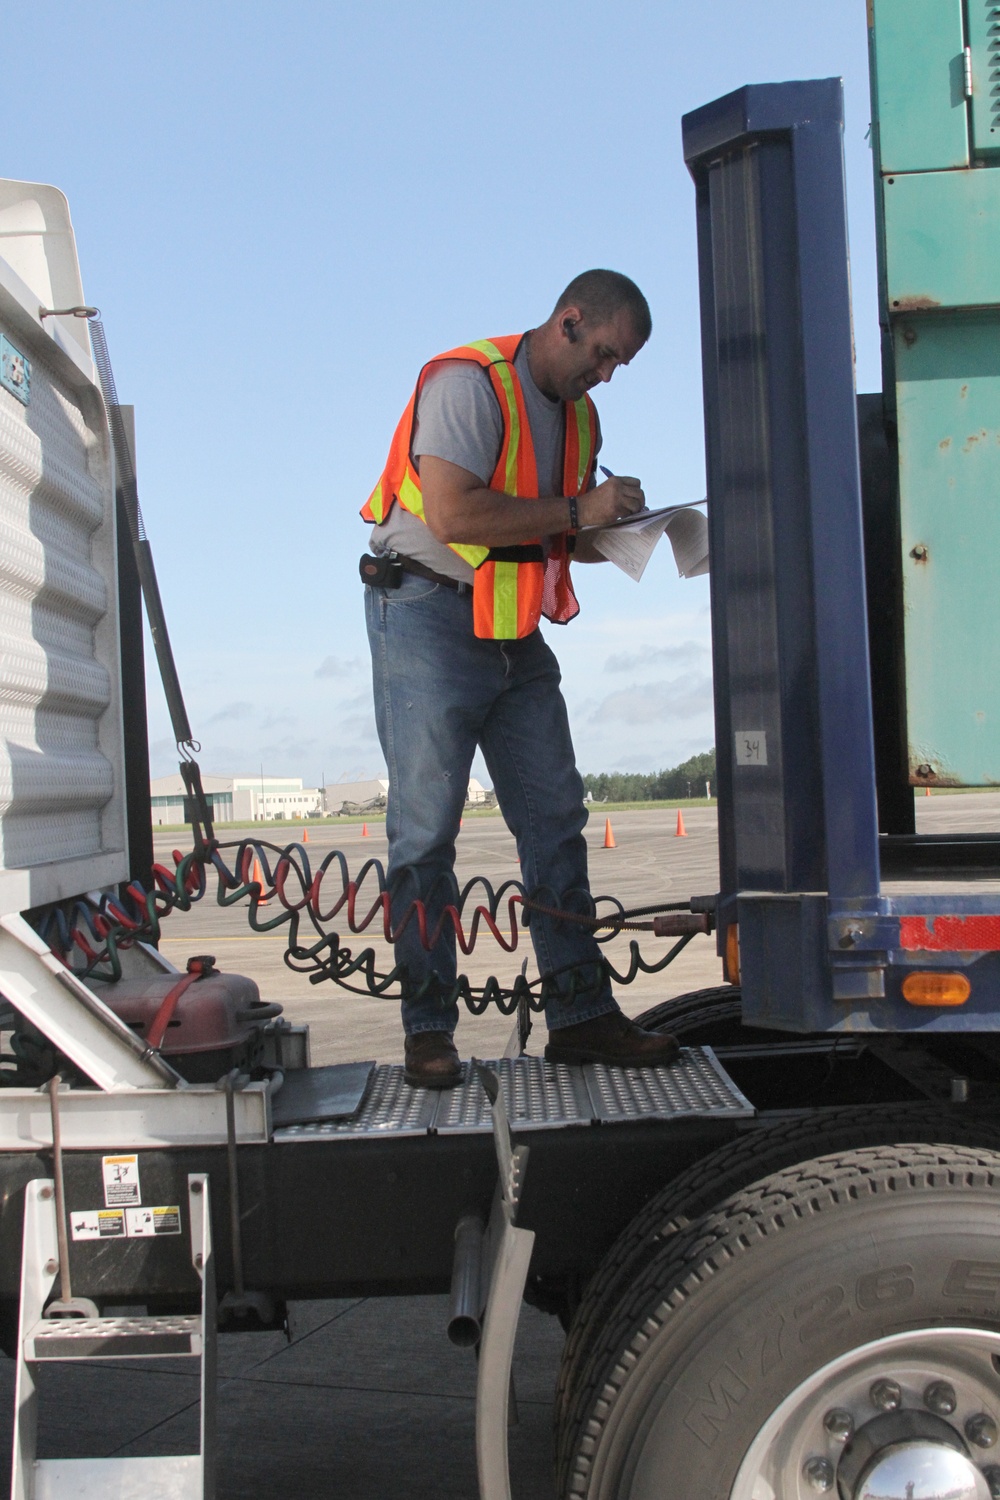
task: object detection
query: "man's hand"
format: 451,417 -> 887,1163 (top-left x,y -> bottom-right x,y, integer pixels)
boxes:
578,475 -> 644,529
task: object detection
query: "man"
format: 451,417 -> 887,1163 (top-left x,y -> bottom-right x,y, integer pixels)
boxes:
361,269 -> 680,1088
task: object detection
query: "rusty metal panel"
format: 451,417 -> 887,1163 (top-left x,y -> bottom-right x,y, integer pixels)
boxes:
894,310 -> 1000,785
0,181 -> 127,911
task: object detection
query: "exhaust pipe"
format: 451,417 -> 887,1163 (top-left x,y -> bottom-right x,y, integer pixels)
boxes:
447,1214 -> 484,1347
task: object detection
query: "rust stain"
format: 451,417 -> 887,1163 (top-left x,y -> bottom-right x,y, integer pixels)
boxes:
939,438 -> 952,451
892,295 -> 941,311
961,384 -> 969,399
909,755 -> 962,787
962,429 -> 989,452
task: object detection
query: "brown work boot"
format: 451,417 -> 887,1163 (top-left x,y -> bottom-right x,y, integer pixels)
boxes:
404,1031 -> 463,1089
545,1010 -> 680,1068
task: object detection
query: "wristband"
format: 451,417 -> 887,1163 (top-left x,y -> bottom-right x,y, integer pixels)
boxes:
567,495 -> 579,531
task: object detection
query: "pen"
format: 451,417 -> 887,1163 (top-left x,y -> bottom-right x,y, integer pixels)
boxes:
599,465 -> 614,479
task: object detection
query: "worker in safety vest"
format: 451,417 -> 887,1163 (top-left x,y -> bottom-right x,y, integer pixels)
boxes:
361,269 -> 680,1088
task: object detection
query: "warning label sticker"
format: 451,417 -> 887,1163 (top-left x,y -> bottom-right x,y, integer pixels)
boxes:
70,1206 -> 181,1240
71,1209 -> 126,1241
125,1206 -> 182,1238
102,1154 -> 140,1207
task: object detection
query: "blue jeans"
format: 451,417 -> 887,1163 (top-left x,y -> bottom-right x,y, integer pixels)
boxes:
365,572 -> 619,1036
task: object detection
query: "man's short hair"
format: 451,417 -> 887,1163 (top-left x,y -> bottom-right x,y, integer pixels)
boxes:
554,269 -> 652,344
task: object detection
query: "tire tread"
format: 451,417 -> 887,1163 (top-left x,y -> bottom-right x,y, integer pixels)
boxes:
557,1136 -> 1000,1497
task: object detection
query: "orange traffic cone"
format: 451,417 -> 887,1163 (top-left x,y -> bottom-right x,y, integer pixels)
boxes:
676,809 -> 687,837
925,786 -> 931,797
603,818 -> 616,848
252,856 -> 269,905
361,822 -> 370,837
302,827 -> 309,842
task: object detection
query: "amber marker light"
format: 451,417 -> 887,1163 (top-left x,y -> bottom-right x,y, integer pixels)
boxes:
725,925 -> 741,986
901,972 -> 971,1007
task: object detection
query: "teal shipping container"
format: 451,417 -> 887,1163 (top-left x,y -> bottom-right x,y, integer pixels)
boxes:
870,0 -> 1000,785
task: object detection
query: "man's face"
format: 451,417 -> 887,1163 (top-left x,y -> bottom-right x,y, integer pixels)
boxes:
553,305 -> 646,402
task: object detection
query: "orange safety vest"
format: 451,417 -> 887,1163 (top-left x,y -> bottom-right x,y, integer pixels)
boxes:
361,335 -> 597,640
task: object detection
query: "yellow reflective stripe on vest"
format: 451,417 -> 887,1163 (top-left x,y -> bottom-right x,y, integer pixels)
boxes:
398,469 -> 425,520
467,339 -> 521,495
452,540 -> 489,567
492,561 -> 520,638
366,480 -> 385,523
572,398 -> 592,492
399,467 -> 488,568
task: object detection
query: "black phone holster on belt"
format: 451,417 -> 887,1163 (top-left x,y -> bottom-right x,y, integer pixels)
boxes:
359,553 -> 402,588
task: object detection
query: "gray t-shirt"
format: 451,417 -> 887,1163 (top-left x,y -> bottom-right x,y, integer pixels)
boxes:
370,337 -> 600,584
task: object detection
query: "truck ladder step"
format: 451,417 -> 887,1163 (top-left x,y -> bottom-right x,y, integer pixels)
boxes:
11,1176 -> 215,1500
25,1314 -> 201,1361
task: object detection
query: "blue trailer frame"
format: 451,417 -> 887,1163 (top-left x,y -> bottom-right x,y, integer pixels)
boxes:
683,80 -> 1000,1034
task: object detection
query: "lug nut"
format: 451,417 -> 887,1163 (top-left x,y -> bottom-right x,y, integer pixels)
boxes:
870,1378 -> 903,1411
966,1413 -> 998,1449
924,1380 -> 957,1416
803,1456 -> 835,1492
982,1466 -> 1000,1498
823,1408 -> 854,1442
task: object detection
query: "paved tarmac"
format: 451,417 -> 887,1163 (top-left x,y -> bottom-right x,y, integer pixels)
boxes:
3,796 -> 999,1498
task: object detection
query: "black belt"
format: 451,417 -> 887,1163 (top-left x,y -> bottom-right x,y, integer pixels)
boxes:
359,552 -> 471,594
362,543 -> 557,593
398,556 -> 471,594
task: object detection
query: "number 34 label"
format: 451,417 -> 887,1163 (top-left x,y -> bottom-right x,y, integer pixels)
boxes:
734,731 -> 768,766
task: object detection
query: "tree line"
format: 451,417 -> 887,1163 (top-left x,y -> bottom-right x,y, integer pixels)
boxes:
583,749 -> 716,803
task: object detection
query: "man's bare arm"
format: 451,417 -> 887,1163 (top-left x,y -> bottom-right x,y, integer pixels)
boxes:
420,455 -> 644,548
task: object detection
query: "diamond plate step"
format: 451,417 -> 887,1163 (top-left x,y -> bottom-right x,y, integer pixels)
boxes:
25,1314 -> 201,1360
274,1046 -> 753,1142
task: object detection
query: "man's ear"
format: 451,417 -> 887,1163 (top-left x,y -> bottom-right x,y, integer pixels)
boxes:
559,304 -> 584,344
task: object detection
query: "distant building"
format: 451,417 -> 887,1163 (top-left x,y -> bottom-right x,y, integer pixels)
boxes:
150,774 -> 322,824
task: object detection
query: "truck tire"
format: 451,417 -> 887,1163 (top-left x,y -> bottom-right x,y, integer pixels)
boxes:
633,985 -> 743,1041
557,1143 -> 1000,1499
634,985 -> 789,1047
555,1105 -> 1000,1446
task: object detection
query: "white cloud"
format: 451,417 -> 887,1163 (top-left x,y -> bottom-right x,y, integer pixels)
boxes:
315,656 -> 362,679
206,700 -> 254,725
589,672 -> 713,725
604,641 -> 708,674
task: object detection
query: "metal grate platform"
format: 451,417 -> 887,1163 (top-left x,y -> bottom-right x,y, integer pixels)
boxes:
274,1047 -> 752,1142
25,1314 -> 201,1360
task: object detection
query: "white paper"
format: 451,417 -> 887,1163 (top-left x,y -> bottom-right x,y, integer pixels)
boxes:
734,730 -> 768,766
586,504 -> 709,583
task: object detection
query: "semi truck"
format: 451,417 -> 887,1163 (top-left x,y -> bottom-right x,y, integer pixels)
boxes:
2,2 -> 1000,1496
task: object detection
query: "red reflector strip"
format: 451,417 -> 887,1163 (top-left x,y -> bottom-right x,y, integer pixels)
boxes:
900,915 -> 1000,951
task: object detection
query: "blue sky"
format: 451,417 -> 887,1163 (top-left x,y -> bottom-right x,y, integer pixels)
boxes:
6,3 -> 879,788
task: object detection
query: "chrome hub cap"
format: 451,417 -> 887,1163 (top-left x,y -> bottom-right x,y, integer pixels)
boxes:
853,1442 -> 988,1499
729,1328 -> 1000,1500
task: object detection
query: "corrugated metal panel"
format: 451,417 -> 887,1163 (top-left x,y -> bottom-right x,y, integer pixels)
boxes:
0,181 -> 127,911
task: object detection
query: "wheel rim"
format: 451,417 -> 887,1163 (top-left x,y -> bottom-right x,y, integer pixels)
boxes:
729,1328 -> 1000,1499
